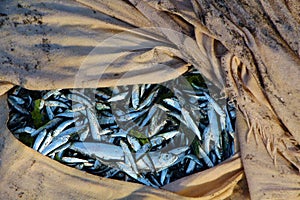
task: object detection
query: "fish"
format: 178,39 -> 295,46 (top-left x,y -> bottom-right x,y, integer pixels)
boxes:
107,92 -> 128,102
33,129 -> 47,151
43,100 -> 70,109
41,135 -> 70,155
127,135 -> 141,152
138,90 -> 159,110
62,157 -> 89,163
7,98 -> 29,115
207,104 -> 221,149
52,118 -> 78,137
8,95 -> 25,105
163,98 -> 181,112
14,127 -> 36,134
70,142 -> 124,161
120,140 -> 139,174
38,131 -> 53,153
139,104 -> 158,127
86,109 -> 102,141
131,85 -> 140,109
31,118 -> 63,137
66,93 -> 93,108
181,108 -> 202,140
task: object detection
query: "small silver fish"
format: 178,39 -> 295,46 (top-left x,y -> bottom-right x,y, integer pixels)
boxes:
86,109 -> 102,141
120,140 -> 139,174
52,118 -> 78,137
131,85 -> 140,109
181,108 -> 202,140
66,93 -> 93,108
41,135 -> 70,155
14,127 -> 36,134
33,129 -> 47,151
8,98 -> 29,115
107,92 -> 128,102
44,100 -> 70,109
70,142 -> 124,161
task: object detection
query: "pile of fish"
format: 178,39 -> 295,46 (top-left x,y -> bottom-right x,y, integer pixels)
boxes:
7,68 -> 236,188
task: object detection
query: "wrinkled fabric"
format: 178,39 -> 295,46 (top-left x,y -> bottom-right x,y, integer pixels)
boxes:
0,0 -> 299,199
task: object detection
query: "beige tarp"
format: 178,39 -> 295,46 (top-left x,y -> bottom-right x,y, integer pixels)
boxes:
0,0 -> 299,199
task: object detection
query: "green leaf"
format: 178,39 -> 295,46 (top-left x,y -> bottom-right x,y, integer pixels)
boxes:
30,99 -> 44,128
129,130 -> 149,145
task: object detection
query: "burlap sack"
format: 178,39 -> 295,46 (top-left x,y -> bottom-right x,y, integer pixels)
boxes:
0,1 -> 299,199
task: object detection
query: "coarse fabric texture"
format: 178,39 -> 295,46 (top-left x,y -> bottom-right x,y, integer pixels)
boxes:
0,0 -> 299,199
